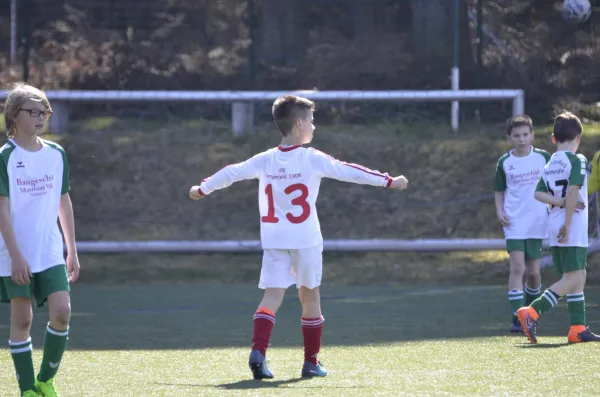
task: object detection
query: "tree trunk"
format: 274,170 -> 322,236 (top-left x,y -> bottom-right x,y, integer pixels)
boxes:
410,0 -> 471,72
259,0 -> 306,66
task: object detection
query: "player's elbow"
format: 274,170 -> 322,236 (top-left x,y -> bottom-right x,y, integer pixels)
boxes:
534,191 -> 544,202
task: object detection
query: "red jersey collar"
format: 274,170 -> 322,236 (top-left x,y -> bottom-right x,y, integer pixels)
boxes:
277,145 -> 301,152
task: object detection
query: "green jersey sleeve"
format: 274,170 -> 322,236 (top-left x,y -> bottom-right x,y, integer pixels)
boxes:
567,153 -> 587,186
0,143 -> 16,197
535,176 -> 548,192
0,155 -> 9,197
493,155 -> 508,191
60,149 -> 71,195
45,140 -> 71,194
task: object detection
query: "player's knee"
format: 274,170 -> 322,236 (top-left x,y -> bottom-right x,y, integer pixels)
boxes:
300,287 -> 320,305
12,310 -> 33,331
50,303 -> 71,327
261,288 -> 285,310
509,261 -> 525,277
526,268 -> 541,284
579,269 -> 587,287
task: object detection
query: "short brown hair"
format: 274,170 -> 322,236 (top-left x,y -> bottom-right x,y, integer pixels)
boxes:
3,83 -> 51,138
505,114 -> 533,135
553,111 -> 582,143
272,95 -> 315,136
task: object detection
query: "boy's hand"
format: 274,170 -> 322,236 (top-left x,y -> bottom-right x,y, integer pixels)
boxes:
558,223 -> 570,243
189,186 -> 205,200
66,254 -> 80,282
390,176 -> 408,190
496,210 -> 510,226
11,255 -> 32,285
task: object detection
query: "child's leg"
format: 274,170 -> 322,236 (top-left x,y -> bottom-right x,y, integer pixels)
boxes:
528,247 -> 586,319
529,271 -> 581,316
38,290 -> 71,382
565,269 -> 600,342
524,239 -> 543,305
251,288 -> 285,356
507,249 -> 526,320
566,270 -> 587,327
524,258 -> 542,305
252,249 -> 293,357
9,297 -> 36,393
518,269 -> 578,341
299,286 -> 323,365
294,245 -> 324,367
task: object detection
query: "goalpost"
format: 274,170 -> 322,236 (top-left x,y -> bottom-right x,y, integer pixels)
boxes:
0,89 -> 525,135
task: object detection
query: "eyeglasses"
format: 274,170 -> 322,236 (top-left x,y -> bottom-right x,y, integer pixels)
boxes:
19,108 -> 52,119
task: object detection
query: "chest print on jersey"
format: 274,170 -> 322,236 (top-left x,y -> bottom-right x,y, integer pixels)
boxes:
508,168 -> 542,186
266,169 -> 304,181
16,174 -> 55,196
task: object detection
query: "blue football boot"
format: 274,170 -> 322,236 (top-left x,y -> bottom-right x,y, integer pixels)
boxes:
509,316 -> 523,333
301,360 -> 328,378
248,349 -> 274,380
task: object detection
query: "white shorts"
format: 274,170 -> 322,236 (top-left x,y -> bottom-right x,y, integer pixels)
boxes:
258,244 -> 323,289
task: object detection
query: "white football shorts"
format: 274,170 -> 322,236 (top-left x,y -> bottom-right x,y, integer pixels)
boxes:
258,244 -> 323,289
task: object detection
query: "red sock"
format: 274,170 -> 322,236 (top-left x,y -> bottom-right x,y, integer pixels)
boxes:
301,316 -> 324,365
251,307 -> 275,356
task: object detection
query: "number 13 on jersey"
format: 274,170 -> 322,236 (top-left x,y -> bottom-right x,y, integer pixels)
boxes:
261,183 -> 310,224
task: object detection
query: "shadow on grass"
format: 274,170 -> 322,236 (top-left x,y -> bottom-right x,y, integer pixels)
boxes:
157,378 -> 368,391
515,342 -> 571,349
215,378 -> 309,390
2,283 -> 599,350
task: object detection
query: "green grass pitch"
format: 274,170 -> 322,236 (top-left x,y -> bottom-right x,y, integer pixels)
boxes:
2,283 -> 600,396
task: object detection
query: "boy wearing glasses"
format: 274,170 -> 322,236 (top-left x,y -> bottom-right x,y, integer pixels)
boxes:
1,83 -> 80,397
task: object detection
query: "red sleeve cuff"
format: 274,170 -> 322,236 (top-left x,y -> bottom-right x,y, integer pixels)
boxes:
386,177 -> 392,188
197,186 -> 206,197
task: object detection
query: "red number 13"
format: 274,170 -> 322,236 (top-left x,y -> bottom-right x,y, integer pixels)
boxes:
261,183 -> 311,224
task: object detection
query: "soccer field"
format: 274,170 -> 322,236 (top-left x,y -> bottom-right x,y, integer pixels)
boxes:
1,283 -> 600,396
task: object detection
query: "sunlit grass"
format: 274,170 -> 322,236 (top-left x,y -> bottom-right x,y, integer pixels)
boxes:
2,284 -> 600,396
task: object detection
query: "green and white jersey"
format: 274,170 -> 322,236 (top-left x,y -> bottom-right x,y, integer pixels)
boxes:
535,151 -> 588,247
493,146 -> 550,239
0,139 -> 70,276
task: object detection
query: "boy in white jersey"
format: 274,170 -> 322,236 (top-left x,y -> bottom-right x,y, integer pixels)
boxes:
493,115 -> 549,333
0,84 -> 80,396
189,95 -> 408,379
517,111 -> 600,344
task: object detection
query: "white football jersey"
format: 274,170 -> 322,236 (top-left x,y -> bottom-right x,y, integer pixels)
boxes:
199,145 -> 392,249
535,151 -> 588,247
493,147 -> 550,239
0,139 -> 70,276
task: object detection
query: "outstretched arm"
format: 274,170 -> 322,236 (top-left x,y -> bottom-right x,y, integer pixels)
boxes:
189,154 -> 264,200
311,149 -> 407,189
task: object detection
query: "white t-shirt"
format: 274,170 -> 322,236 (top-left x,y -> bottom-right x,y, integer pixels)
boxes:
535,151 -> 588,247
199,145 -> 392,249
493,146 -> 550,239
0,139 -> 70,276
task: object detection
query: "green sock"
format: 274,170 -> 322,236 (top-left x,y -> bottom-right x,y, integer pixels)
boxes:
10,338 -> 35,392
525,284 -> 542,306
531,289 -> 560,316
566,293 -> 586,326
38,324 -> 69,382
509,289 -> 524,320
